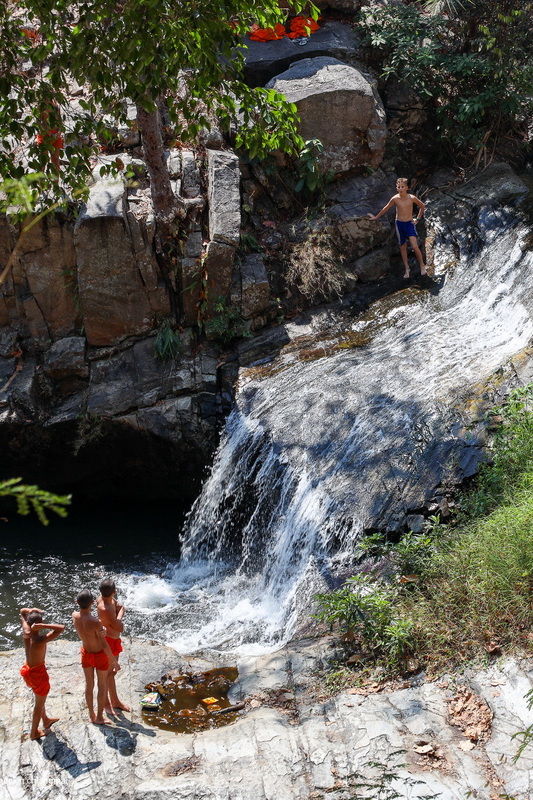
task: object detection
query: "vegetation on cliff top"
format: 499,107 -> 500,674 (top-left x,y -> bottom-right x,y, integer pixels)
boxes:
0,1 -> 314,221
358,0 -> 533,163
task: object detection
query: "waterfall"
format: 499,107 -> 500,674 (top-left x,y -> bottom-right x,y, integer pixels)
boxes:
165,198 -> 533,654
119,174 -> 533,656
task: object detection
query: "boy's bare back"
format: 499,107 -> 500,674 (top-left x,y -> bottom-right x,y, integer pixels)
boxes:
97,596 -> 122,638
72,610 -> 107,652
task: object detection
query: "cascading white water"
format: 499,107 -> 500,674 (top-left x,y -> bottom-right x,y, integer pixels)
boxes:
122,180 -> 533,656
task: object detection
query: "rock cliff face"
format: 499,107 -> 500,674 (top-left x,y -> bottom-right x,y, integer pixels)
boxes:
0,14 -> 410,498
2,638 -> 533,800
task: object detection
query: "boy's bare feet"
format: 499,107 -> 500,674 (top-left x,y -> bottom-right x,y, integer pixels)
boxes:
403,271 -> 410,279
113,702 -> 130,712
43,717 -> 60,730
30,729 -> 45,740
93,715 -> 112,725
105,705 -> 119,718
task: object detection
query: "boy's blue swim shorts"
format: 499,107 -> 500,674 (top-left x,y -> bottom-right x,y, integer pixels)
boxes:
395,220 -> 417,245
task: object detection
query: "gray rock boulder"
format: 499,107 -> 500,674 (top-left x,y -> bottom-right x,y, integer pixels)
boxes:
43,336 -> 88,380
327,170 -> 397,264
232,254 -> 271,319
86,337 -> 195,417
207,150 -> 241,247
182,149 -> 202,199
266,57 -> 387,174
203,240 -> 236,311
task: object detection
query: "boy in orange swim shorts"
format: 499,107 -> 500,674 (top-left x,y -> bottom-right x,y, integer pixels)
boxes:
98,578 -> 130,715
20,606 -> 65,740
72,589 -> 119,725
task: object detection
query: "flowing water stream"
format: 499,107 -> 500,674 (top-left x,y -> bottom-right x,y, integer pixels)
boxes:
2,178 -> 533,656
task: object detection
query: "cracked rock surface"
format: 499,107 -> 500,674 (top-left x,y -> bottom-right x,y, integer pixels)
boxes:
2,637 -> 533,799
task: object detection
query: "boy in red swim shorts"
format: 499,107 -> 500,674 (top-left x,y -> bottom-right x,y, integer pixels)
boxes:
72,589 -> 119,725
20,607 -> 65,740
97,578 -> 130,715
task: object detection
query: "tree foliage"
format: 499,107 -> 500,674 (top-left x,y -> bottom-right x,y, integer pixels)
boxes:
358,0 -> 533,152
0,0 -> 313,209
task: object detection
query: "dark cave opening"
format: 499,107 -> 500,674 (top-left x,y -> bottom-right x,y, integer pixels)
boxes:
0,419 -> 211,505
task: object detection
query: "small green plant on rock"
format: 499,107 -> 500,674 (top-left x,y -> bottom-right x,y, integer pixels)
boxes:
349,751 -> 440,799
314,575 -> 415,673
73,413 -> 106,456
360,528 -> 436,580
295,138 -> 324,194
239,232 -> 262,254
154,318 -> 183,362
204,297 -> 252,347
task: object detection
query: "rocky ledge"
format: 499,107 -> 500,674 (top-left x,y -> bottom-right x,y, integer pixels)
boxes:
2,637 -> 533,799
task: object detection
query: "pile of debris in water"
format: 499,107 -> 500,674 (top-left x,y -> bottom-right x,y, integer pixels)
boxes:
140,666 -> 244,733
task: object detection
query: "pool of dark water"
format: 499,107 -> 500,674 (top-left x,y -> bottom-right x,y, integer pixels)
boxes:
0,496 -> 184,650
142,666 -> 242,733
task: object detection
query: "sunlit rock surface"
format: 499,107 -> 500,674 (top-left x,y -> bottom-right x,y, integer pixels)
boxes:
266,57 -> 387,174
2,638 -> 533,799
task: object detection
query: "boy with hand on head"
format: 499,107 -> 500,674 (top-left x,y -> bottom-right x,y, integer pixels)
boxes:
20,607 -> 65,740
97,578 -> 130,714
369,178 -> 426,279
72,589 -> 120,725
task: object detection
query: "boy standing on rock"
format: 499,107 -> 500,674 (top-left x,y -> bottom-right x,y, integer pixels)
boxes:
72,589 -> 120,725
20,607 -> 65,740
97,578 -> 130,715
369,178 -> 426,279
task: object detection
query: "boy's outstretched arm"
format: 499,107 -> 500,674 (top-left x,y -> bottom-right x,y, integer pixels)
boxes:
368,197 -> 394,221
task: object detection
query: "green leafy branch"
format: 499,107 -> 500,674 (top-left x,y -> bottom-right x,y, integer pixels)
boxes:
0,478 -> 71,526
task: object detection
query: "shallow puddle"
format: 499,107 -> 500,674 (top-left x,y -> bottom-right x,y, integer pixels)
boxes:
141,666 -> 242,733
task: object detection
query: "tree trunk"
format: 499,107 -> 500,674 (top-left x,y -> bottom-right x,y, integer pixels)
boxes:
136,102 -> 181,321
135,103 -> 179,226
136,102 -> 205,324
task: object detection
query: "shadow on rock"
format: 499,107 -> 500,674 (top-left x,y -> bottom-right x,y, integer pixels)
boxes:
41,733 -> 101,776
111,712 -> 157,738
411,273 -> 445,295
97,723 -> 141,756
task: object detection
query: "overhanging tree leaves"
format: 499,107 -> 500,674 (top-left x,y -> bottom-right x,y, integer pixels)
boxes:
0,478 -> 71,525
1,0 -> 313,310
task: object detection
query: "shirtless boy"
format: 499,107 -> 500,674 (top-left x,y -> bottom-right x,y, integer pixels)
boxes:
97,578 -> 130,714
72,589 -> 120,725
369,178 -> 426,278
20,607 -> 65,740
